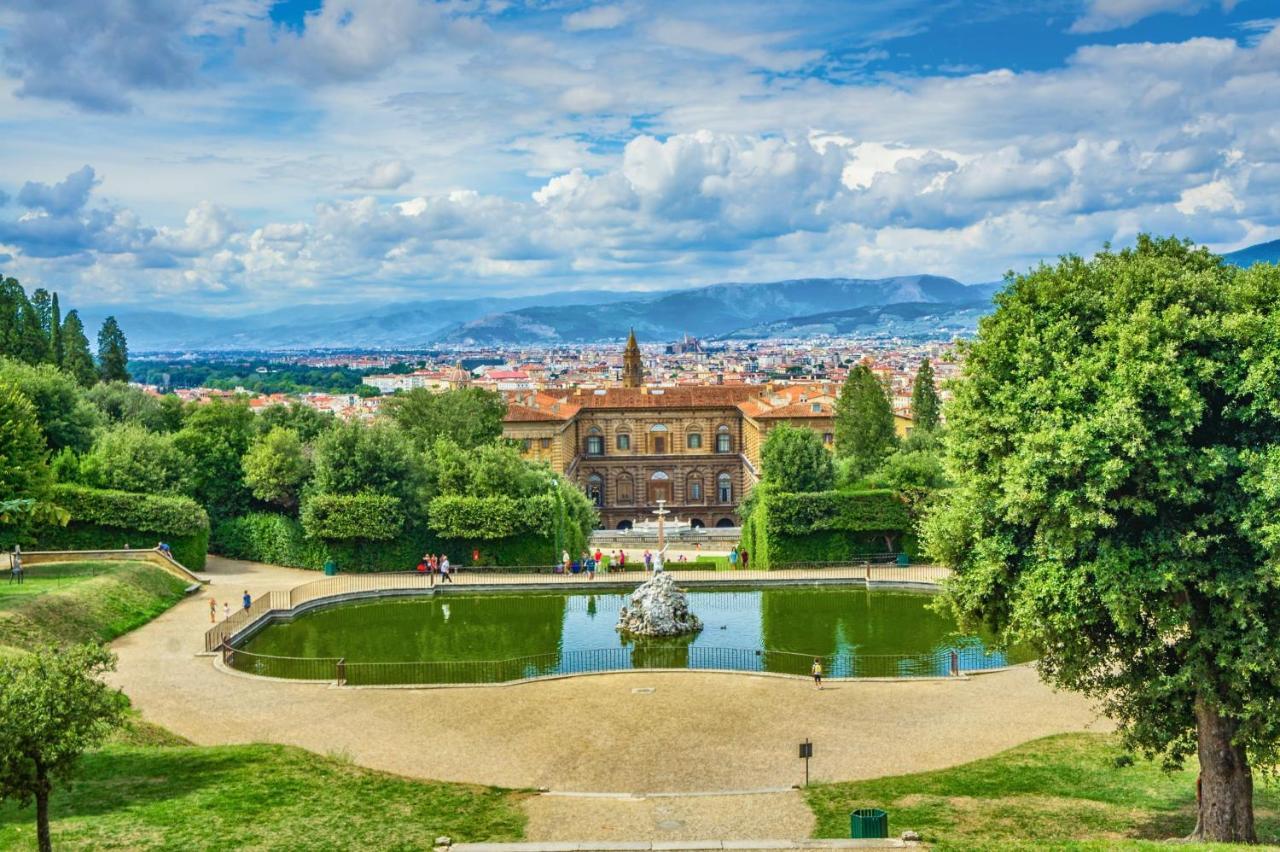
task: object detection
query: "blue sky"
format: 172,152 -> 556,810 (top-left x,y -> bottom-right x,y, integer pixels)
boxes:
0,0 -> 1277,314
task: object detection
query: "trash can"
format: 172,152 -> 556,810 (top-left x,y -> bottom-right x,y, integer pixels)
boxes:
850,808 -> 888,839
323,559 -> 338,576
895,553 -> 910,567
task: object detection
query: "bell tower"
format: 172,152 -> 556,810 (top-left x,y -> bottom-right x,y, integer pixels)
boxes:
622,328 -> 644,388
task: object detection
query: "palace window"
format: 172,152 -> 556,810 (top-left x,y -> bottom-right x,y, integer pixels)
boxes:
717,473 -> 732,503
715,425 -> 732,453
617,472 -> 635,504
688,477 -> 703,502
540,437 -> 551,449
616,433 -> 631,450
822,432 -> 834,445
521,438 -> 531,452
587,474 -> 605,508
687,432 -> 702,450
585,427 -> 604,456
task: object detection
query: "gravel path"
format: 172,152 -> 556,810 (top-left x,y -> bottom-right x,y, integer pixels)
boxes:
108,557 -> 1111,840
523,792 -> 815,842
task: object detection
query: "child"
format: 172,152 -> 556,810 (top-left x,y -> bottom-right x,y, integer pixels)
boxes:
811,658 -> 824,690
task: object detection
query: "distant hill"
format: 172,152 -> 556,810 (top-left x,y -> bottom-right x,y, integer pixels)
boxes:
1223,239 -> 1280,268
720,299 -> 996,340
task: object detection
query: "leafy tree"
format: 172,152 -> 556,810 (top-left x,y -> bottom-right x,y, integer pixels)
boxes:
0,278 -> 49,365
173,399 -> 254,521
866,449 -> 949,516
910,357 -> 941,432
433,438 -> 549,499
0,643 -> 127,852
86,382 -> 185,432
760,424 -> 835,493
311,420 -> 427,508
29,289 -> 53,342
255,402 -> 335,443
96,317 -> 129,383
0,381 -> 53,506
59,310 -> 96,388
922,237 -> 1280,842
384,387 -> 507,451
78,424 -> 194,496
0,360 -> 102,453
833,363 -> 897,477
242,427 -> 312,512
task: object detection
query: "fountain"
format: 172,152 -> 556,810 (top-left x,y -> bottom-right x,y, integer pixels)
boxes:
616,572 -> 703,637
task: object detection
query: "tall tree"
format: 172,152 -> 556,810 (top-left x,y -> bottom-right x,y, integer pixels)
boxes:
833,363 -> 897,477
0,278 -> 48,365
0,361 -> 102,454
59,310 -> 96,388
0,643 -> 127,852
173,398 -> 254,521
96,316 -> 129,383
29,289 -> 52,340
760,424 -> 835,493
48,293 -> 62,368
0,380 -> 53,508
923,236 -> 1280,842
384,387 -> 507,451
78,424 -> 194,496
242,427 -> 312,512
910,357 -> 941,432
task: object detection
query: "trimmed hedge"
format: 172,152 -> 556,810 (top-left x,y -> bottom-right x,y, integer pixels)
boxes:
742,487 -> 912,569
1,484 -> 211,569
301,493 -> 405,542
212,513 -> 328,569
427,494 -> 554,539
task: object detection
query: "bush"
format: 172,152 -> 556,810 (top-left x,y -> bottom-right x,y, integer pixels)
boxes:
212,513 -> 328,569
6,484 -> 211,569
301,493 -> 405,542
427,494 -> 555,540
741,488 -> 911,569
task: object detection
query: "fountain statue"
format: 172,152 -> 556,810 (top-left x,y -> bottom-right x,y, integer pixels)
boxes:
616,572 -> 703,637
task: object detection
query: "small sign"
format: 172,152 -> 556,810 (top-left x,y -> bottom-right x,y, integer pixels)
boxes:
799,741 -> 813,759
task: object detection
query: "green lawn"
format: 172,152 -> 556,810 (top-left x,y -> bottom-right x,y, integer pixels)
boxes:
0,561 -> 112,610
806,732 -> 1280,850
0,730 -> 528,850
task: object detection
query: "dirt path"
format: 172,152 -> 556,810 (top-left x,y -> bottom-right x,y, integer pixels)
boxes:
108,556 -> 1110,839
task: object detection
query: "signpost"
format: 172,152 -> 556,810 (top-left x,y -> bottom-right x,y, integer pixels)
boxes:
799,739 -> 813,787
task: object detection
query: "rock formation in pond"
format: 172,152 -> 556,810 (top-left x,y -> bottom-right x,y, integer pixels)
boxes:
617,573 -> 703,637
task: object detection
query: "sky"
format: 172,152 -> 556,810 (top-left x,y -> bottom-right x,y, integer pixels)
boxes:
0,0 -> 1278,315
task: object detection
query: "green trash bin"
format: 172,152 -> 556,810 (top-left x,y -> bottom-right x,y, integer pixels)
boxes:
323,559 -> 338,577
850,808 -> 888,839
895,553 -> 910,567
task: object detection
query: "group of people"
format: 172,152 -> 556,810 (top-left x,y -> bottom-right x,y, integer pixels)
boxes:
561,549 -> 602,578
727,546 -> 750,569
415,553 -> 453,583
209,589 -> 254,623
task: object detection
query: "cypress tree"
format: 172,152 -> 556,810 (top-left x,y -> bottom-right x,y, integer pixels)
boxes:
96,317 -> 129,384
833,363 -> 898,477
910,357 -> 941,432
50,292 -> 63,367
59,310 -> 97,388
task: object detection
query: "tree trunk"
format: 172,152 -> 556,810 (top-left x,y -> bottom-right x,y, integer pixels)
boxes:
35,768 -> 52,852
1192,696 -> 1256,843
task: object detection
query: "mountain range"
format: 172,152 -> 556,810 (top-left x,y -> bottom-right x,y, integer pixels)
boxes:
87,238 -> 1279,352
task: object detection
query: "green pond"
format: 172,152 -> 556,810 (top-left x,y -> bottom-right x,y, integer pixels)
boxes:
235,586 -> 1030,684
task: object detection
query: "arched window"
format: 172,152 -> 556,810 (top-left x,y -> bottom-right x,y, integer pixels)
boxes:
715,517 -> 735,528
585,426 -> 603,456
686,431 -> 703,450
689,518 -> 705,528
717,472 -> 732,503
687,474 -> 704,502
716,425 -> 732,453
616,430 -> 631,451
649,470 -> 671,504
616,472 -> 635,504
587,474 -> 604,508
650,423 -> 668,454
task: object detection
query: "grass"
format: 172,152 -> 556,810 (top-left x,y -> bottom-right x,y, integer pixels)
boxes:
0,560 -> 188,652
0,738 -> 528,850
0,561 -> 115,609
806,732 -> 1280,850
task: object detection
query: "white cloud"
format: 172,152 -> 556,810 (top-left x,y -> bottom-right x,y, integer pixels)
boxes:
345,160 -> 415,190
563,4 -> 631,32
1071,0 -> 1230,34
1175,179 -> 1243,214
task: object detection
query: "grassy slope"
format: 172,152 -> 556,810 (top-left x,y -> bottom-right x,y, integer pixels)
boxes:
0,560 -> 188,651
806,732 -> 1280,850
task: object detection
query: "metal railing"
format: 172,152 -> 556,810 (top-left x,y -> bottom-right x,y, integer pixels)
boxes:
204,563 -> 951,653
217,643 -> 1022,686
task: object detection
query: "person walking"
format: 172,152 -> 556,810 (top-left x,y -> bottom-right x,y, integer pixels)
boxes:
811,658 -> 824,690
643,549 -> 652,573
242,590 -> 252,610
586,552 -> 596,581
223,602 -> 231,620
8,546 -> 22,585
740,548 -> 750,570
209,598 -> 217,624
594,547 -> 603,567
729,546 -> 739,569
561,550 -> 571,574
439,555 -> 453,583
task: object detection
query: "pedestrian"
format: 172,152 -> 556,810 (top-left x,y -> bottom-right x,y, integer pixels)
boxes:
416,557 -> 428,576
811,658 -> 824,690
561,550 -> 571,574
223,602 -> 230,620
740,549 -> 750,570
594,547 -> 603,566
439,555 -> 453,583
729,546 -> 739,568
619,550 -> 627,571
643,549 -> 652,573
586,553 -> 596,581
242,590 -> 252,610
209,598 -> 217,623
157,541 -> 173,558
8,546 -> 22,585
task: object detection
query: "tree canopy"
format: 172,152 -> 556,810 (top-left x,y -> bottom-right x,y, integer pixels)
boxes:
910,357 -> 941,432
78,424 -> 194,496
759,424 -> 835,493
174,399 -> 254,522
242,427 -> 312,511
384,387 -> 506,451
0,380 -> 53,507
86,382 -> 185,433
922,236 -> 1280,842
0,643 -> 127,852
96,317 -> 129,384
58,311 -> 96,389
833,363 -> 897,477
0,360 -> 102,454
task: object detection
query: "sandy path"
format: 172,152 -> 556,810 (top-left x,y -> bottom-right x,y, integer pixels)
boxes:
107,557 -> 1110,839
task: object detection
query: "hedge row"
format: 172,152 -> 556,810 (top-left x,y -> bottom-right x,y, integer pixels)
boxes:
740,487 -> 912,569
301,493 -> 405,542
427,494 -> 554,540
0,484 -> 211,570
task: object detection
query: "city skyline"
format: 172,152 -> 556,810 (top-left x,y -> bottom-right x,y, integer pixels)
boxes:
1,0 -> 1277,315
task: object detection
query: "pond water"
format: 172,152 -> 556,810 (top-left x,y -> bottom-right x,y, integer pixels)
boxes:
236,586 -> 1031,684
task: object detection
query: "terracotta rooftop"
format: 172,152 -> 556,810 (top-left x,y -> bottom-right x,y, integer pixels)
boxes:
566,385 -> 760,410
503,390 -> 580,422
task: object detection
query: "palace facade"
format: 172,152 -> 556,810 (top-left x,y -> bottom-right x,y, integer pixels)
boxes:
503,379 -> 912,530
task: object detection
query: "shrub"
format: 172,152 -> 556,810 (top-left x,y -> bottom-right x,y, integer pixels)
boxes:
212,513 -> 328,569
301,493 -> 405,542
427,494 -> 555,540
